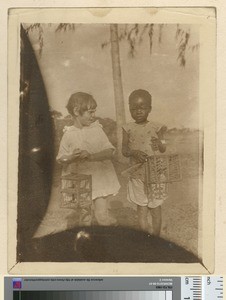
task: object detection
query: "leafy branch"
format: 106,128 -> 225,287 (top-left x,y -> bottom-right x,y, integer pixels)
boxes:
25,23 -> 199,67
101,24 -> 198,67
55,23 -> 77,32
25,23 -> 43,56
25,23 -> 79,56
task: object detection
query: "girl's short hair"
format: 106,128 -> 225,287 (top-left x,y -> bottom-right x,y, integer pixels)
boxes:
66,92 -> 97,116
129,89 -> 152,106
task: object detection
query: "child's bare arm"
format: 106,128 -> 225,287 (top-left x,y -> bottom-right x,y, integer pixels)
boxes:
152,125 -> 167,153
122,128 -> 148,162
122,128 -> 131,158
88,148 -> 114,161
151,137 -> 166,153
58,148 -> 114,163
57,154 -> 80,164
57,149 -> 81,164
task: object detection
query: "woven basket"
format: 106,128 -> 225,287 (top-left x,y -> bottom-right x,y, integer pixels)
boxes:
145,154 -> 182,184
60,173 -> 92,210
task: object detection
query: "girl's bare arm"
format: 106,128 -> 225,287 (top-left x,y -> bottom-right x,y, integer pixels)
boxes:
57,149 -> 81,164
88,148 -> 114,161
57,153 -> 80,164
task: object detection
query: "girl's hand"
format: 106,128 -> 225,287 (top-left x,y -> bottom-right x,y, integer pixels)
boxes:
72,148 -> 81,155
79,150 -> 90,160
131,150 -> 148,162
57,151 -> 81,164
71,148 -> 81,160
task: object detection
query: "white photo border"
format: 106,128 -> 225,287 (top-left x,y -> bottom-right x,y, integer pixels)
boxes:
8,7 -> 216,275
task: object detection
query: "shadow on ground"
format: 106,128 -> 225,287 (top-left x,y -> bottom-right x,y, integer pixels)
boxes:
28,226 -> 200,263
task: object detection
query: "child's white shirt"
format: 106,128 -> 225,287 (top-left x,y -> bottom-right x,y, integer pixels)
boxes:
57,120 -> 120,200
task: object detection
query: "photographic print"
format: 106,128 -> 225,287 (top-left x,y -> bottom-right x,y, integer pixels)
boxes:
8,8 -> 216,274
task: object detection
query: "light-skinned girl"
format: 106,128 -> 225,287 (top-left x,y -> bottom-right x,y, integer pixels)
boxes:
57,92 -> 120,226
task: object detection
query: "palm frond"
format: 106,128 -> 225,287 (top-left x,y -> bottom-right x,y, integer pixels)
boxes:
101,40 -> 110,49
55,23 -> 76,32
158,24 -> 164,44
148,24 -> 154,54
177,31 -> 190,67
139,24 -> 149,44
25,23 -> 44,56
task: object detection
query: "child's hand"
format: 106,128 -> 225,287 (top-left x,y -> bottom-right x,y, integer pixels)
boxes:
151,137 -> 166,153
71,148 -> 81,161
131,150 -> 148,162
72,148 -> 81,154
57,149 -> 81,164
72,148 -> 81,156
151,137 -> 162,151
79,150 -> 90,160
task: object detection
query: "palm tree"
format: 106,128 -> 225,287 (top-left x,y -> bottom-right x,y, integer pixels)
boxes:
110,24 -> 126,160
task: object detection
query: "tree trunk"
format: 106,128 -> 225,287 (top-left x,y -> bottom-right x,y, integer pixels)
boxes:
110,24 -> 126,161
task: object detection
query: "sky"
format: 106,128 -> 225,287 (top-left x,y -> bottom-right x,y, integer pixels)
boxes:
26,23 -> 199,128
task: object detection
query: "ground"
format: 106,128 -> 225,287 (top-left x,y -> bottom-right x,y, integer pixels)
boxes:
33,130 -> 201,258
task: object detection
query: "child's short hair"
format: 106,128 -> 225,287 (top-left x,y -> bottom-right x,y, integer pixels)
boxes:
66,92 -> 97,116
129,89 -> 152,106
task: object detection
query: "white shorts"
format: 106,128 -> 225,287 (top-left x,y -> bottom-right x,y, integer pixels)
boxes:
127,178 -> 168,208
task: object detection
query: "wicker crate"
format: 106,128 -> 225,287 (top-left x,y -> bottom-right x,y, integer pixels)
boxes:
60,173 -> 92,210
145,154 -> 182,184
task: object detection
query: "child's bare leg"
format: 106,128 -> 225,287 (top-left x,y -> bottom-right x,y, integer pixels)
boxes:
137,206 -> 148,232
94,197 -> 117,226
79,205 -> 92,226
149,206 -> 162,236
146,210 -> 153,234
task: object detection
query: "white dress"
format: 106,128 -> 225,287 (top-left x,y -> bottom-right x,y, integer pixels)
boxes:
33,121 -> 120,238
57,120 -> 120,200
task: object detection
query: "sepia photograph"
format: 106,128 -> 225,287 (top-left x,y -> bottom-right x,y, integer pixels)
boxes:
8,8 -> 216,274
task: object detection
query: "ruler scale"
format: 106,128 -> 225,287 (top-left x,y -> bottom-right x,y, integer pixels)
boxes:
203,276 -> 224,300
182,276 -> 224,300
